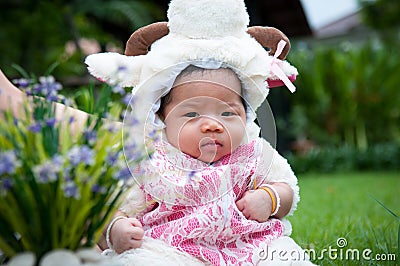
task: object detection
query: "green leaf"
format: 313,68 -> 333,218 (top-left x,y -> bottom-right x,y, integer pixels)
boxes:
44,61 -> 61,76
11,64 -> 30,79
370,195 -> 399,220
0,236 -> 18,258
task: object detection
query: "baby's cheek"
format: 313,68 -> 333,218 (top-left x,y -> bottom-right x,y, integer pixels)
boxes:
229,126 -> 246,145
177,132 -> 200,157
164,128 -> 178,148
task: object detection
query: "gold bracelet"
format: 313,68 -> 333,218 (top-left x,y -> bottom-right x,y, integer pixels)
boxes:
258,186 -> 277,214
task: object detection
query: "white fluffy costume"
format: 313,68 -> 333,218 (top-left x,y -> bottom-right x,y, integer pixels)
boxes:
85,0 -> 314,265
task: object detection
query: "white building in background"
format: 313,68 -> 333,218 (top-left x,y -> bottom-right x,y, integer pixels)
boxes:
300,0 -> 363,38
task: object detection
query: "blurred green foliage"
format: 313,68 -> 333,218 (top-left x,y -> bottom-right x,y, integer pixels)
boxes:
0,0 -> 163,80
360,0 -> 400,31
286,39 -> 400,150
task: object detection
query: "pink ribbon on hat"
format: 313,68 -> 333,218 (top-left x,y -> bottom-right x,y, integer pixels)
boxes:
268,40 -> 296,93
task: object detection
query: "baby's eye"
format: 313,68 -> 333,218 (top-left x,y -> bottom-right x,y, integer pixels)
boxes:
184,112 -> 199,117
221,111 -> 236,117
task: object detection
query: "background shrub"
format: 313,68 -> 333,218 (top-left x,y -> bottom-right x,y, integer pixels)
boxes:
285,39 -> 400,150
287,142 -> 400,174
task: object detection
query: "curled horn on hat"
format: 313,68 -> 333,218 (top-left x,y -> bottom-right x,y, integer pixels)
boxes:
124,22 -> 290,60
125,22 -> 169,56
247,26 -> 290,60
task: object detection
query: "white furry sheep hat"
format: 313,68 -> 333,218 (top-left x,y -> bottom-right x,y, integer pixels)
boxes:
85,0 -> 298,127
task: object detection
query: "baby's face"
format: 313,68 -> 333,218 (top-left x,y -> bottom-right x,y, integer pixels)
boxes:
163,81 -> 246,163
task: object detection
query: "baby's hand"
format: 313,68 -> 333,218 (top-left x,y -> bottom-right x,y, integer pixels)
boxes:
110,217 -> 144,254
236,189 -> 272,222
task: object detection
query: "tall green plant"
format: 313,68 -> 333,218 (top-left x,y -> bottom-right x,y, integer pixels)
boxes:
0,74 -> 150,263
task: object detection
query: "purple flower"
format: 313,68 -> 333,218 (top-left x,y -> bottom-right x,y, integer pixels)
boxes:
0,151 -> 20,175
31,84 -> 42,95
105,123 -> 119,133
12,78 -> 32,88
25,89 -> 33,96
45,118 -> 57,127
0,178 -> 13,194
148,129 -> 158,139
62,167 -> 72,181
112,85 -> 125,95
130,117 -> 140,126
68,145 -> 94,166
106,152 -> 119,166
122,93 -> 135,105
80,146 -> 95,165
124,141 -> 139,160
27,76 -> 62,100
84,130 -> 97,145
68,146 -> 83,166
39,76 -> 62,93
124,115 -> 139,127
28,122 -> 42,133
91,184 -> 107,194
46,90 -> 59,102
123,133 -> 148,162
114,166 -> 132,182
33,161 -> 59,183
52,155 -> 64,167
63,181 -> 80,199
68,116 -> 75,124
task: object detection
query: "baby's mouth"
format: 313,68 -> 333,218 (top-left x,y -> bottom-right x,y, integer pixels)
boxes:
199,138 -> 222,148
197,137 -> 223,162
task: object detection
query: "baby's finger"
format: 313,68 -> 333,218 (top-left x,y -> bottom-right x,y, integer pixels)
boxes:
114,240 -> 133,254
235,198 -> 244,211
238,206 -> 250,219
128,217 -> 143,228
130,226 -> 145,240
128,238 -> 143,249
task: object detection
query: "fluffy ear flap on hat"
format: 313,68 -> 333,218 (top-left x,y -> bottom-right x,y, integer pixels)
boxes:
124,22 -> 290,60
85,52 -> 144,87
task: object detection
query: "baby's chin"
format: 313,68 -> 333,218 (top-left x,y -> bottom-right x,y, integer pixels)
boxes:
195,151 -> 229,164
196,156 -> 220,164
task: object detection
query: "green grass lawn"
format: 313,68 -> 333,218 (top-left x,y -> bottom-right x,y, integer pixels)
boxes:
288,171 -> 399,265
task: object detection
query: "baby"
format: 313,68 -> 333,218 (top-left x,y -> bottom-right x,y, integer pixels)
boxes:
98,65 -> 313,265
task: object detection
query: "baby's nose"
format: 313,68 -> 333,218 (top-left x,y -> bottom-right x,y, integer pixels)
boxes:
200,117 -> 224,133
